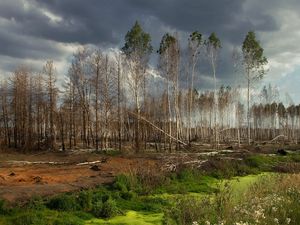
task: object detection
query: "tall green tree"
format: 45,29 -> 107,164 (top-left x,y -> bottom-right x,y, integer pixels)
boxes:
158,33 -> 181,151
205,32 -> 221,148
242,31 -> 268,145
122,21 -> 152,152
187,31 -> 203,143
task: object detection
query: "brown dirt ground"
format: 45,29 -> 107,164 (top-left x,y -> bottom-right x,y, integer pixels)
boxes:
0,150 -> 160,203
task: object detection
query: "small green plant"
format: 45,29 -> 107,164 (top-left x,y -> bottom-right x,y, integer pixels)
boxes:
26,196 -> 45,210
101,199 -> 119,218
47,194 -> 80,211
91,201 -> 103,218
78,191 -> 92,211
91,199 -> 120,218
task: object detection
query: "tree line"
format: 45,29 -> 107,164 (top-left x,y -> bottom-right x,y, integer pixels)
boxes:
0,21 -> 297,152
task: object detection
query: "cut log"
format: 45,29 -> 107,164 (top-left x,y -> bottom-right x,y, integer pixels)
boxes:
76,160 -> 102,166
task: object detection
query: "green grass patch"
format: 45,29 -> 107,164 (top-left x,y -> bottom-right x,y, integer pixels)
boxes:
85,210 -> 163,225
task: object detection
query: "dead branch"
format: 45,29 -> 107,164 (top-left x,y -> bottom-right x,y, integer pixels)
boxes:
2,161 -> 69,165
76,160 -> 102,166
128,111 -> 188,146
268,135 -> 287,143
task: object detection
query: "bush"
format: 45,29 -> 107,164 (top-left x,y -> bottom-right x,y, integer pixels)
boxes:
77,191 -> 92,211
0,199 -> 8,215
101,199 -> 119,218
113,175 -> 130,192
26,196 -> 45,210
91,199 -> 119,218
120,191 -> 135,200
47,194 -> 80,211
91,201 -> 103,218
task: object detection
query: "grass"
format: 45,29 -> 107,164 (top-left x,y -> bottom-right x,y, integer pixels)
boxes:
85,210 -> 163,225
1,151 -> 300,225
163,173 -> 300,225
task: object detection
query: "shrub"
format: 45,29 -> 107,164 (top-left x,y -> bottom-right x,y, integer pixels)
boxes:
77,191 -> 92,211
47,194 -> 80,211
0,199 -> 8,215
101,199 -> 119,218
91,201 -> 103,218
26,196 -> 45,210
113,174 -> 130,192
91,199 -> 119,218
120,190 -> 135,200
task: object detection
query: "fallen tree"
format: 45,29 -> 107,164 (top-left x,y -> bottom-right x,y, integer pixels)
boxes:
128,111 -> 188,146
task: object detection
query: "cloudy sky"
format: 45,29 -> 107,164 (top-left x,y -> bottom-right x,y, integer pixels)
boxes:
0,0 -> 299,103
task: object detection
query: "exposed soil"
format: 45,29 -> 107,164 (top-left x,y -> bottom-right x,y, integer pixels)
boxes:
0,150 -> 160,203
0,144 -> 298,204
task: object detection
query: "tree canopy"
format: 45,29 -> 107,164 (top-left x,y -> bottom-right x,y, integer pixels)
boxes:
122,21 -> 153,58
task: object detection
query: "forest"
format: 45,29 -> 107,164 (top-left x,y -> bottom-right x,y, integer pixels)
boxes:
0,21 -> 298,153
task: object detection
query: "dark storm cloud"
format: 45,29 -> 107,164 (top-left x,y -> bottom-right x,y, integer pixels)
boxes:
0,0 -> 280,57
29,0 -> 280,46
0,28 -> 66,60
0,0 -> 299,92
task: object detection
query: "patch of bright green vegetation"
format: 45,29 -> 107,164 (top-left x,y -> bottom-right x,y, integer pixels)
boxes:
1,151 -> 300,225
85,210 -> 163,225
164,173 -> 300,225
0,209 -> 88,225
221,173 -> 274,201
154,170 -> 218,194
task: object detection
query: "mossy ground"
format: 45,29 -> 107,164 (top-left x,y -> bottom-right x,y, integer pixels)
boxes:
85,211 -> 163,225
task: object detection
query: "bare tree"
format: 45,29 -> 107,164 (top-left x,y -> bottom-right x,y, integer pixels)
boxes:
43,60 -> 58,150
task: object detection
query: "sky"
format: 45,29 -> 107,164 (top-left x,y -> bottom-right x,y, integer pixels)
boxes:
0,0 -> 299,103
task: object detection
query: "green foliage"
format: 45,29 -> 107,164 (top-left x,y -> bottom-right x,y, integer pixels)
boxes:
206,32 -> 221,49
46,194 -> 80,211
91,201 -> 103,218
242,31 -> 268,78
163,195 -> 217,225
91,198 -> 119,219
26,196 -> 46,210
120,190 -> 135,200
101,199 -> 119,218
154,169 -> 217,194
157,33 -> 177,55
122,21 -> 153,58
10,212 -> 45,225
113,174 -> 131,192
245,154 -> 282,171
77,191 -> 93,211
2,154 -> 300,225
116,195 -> 168,213
189,31 -> 202,44
52,215 -> 83,225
